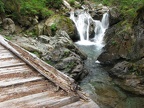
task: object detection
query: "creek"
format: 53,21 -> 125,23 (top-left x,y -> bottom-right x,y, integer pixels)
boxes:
70,10 -> 144,108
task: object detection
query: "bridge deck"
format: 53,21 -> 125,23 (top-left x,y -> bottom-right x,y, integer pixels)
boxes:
0,35 -> 98,108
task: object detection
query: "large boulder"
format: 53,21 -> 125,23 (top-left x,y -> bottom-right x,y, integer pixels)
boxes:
44,15 -> 75,37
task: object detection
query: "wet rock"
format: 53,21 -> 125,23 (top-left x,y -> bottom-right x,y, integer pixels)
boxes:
89,4 -> 109,20
110,60 -> 144,95
110,61 -> 129,77
89,10 -> 103,20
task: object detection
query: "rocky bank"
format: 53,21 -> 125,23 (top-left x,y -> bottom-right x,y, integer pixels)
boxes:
98,6 -> 144,95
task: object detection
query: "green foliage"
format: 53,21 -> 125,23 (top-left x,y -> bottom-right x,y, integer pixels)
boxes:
93,0 -> 144,22
20,0 -> 54,18
46,0 -> 63,9
111,40 -> 117,46
101,0 -> 110,5
45,60 -> 54,65
50,23 -> 57,31
41,8 -> 54,18
69,0 -> 75,6
4,35 -> 13,40
0,0 -> 63,21
31,51 -> 41,58
0,1 -> 4,13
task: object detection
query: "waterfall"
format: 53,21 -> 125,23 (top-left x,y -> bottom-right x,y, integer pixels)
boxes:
70,11 -> 92,41
70,10 -> 109,47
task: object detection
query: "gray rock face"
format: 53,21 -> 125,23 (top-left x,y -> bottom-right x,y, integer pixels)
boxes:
41,31 -> 88,81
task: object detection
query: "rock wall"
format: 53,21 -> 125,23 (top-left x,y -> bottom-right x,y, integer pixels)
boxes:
97,6 -> 144,95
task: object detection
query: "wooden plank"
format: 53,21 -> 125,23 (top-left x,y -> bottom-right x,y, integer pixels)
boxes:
0,71 -> 42,81
0,91 -> 52,108
29,96 -> 79,108
0,80 -> 55,102
0,76 -> 43,87
0,49 -> 10,53
0,65 -> 32,75
0,52 -> 14,59
0,91 -> 73,108
0,91 -> 79,108
61,99 -> 99,108
47,96 -> 80,108
0,58 -> 25,68
0,45 -> 5,50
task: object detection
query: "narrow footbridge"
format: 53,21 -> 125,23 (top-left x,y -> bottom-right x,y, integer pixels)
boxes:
0,35 -> 99,108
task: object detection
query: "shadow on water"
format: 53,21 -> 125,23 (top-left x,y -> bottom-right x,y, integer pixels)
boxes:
76,44 -> 144,108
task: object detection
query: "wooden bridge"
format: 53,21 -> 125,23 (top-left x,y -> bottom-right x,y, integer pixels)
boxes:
0,35 -> 99,108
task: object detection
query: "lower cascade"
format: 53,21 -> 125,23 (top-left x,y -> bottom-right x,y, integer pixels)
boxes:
70,10 -> 109,48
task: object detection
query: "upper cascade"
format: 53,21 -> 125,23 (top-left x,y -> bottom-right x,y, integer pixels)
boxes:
70,10 -> 109,48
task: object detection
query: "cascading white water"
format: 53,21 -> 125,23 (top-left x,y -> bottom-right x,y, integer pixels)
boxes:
70,11 -> 92,41
70,10 -> 109,47
94,13 -> 109,48
102,13 -> 109,29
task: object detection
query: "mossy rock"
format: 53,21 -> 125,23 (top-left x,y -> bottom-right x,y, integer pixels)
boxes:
44,15 -> 75,37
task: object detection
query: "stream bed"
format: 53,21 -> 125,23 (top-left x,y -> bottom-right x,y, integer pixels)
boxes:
77,44 -> 144,108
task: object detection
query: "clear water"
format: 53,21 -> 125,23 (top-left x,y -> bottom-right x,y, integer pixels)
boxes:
76,44 -> 144,108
